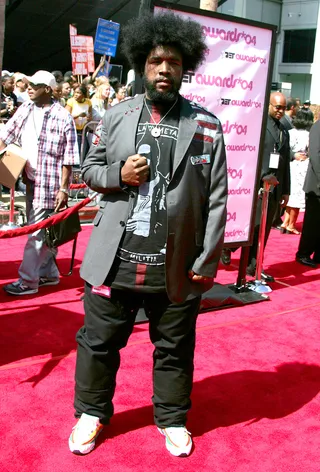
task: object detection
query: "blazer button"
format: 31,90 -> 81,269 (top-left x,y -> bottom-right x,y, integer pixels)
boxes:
120,220 -> 125,227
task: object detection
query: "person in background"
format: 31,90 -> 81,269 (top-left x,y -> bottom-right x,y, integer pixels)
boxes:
280,97 -> 298,132
64,71 -> 78,87
0,70 -> 79,295
68,11 -> 227,458
51,70 -> 64,84
1,75 -> 18,120
296,118 -> 320,267
246,92 -> 290,282
13,73 -> 29,105
269,97 -> 300,230
87,83 -> 95,98
111,84 -> 127,106
222,93 -> 291,272
280,109 -> 313,235
301,100 -> 314,122
62,81 -> 72,101
66,83 -> 92,153
91,81 -> 111,119
52,83 -> 65,106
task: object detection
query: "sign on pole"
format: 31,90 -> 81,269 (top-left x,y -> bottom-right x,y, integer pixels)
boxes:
69,27 -> 95,76
94,18 -> 120,57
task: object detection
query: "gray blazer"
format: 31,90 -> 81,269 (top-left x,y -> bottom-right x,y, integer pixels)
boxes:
304,119 -> 320,196
80,94 -> 227,303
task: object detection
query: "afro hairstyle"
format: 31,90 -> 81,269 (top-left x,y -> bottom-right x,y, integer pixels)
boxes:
121,11 -> 207,75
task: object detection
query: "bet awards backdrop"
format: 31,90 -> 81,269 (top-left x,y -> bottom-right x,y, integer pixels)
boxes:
154,3 -> 275,245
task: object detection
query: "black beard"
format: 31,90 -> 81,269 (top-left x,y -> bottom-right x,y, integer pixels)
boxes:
143,76 -> 182,103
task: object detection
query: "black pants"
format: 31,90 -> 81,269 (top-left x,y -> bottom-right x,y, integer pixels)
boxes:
297,194 -> 320,259
247,194 -> 278,272
74,283 -> 201,427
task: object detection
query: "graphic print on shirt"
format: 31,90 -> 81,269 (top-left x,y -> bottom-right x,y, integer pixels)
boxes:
126,121 -> 178,240
111,100 -> 179,291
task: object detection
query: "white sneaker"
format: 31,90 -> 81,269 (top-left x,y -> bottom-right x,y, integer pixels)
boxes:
158,426 -> 192,457
69,413 -> 104,455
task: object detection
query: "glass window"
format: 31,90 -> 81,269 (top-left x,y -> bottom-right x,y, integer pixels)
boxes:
283,30 -> 316,63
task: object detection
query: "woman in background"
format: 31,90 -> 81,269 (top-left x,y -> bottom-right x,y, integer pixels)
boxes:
91,81 -> 111,120
66,84 -> 92,153
281,109 -> 314,234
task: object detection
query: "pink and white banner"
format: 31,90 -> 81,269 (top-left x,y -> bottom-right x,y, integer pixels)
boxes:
155,6 -> 273,244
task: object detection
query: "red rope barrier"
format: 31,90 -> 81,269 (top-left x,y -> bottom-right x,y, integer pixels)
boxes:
69,183 -> 87,189
0,197 -> 92,239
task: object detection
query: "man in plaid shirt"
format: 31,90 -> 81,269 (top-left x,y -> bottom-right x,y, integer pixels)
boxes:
0,70 -> 79,295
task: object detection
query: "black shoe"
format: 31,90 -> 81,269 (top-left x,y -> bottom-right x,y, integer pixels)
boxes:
261,271 -> 275,283
296,256 -> 317,268
220,249 -> 231,266
246,268 -> 275,283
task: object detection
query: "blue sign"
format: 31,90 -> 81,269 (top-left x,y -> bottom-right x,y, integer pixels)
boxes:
94,18 -> 120,57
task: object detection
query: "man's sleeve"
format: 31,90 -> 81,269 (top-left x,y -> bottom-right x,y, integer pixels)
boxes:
191,122 -> 228,278
0,104 -> 25,145
309,121 -> 320,187
62,115 -> 80,166
81,112 -> 124,194
282,129 -> 291,195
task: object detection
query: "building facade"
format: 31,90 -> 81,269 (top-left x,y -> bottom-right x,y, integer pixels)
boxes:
215,0 -> 319,102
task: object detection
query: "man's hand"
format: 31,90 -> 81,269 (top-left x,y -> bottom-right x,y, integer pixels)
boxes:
188,270 -> 214,288
121,154 -> 150,186
262,175 -> 279,186
280,194 -> 289,208
294,152 -> 307,161
54,190 -> 68,212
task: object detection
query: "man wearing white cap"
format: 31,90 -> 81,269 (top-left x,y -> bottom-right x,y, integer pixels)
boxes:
0,70 -> 79,295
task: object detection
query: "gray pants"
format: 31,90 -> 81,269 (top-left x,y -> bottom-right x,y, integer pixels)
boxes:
18,183 -> 59,288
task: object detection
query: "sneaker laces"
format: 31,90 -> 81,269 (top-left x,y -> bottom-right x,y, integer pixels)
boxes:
165,427 -> 191,446
73,414 -> 101,443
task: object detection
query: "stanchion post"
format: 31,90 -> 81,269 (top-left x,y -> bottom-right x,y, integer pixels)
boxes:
9,188 -> 15,224
247,180 -> 272,294
236,245 -> 250,288
0,187 -> 20,230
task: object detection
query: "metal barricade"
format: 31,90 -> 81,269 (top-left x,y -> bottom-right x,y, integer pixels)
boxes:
71,120 -> 100,200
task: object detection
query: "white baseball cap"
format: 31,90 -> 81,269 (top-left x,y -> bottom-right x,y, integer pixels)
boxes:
2,70 -> 14,77
27,70 -> 57,89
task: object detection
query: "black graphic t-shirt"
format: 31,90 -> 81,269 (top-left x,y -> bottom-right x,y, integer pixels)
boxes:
108,97 -> 180,292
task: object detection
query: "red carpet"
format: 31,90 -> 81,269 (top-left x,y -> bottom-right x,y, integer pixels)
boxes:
1,218 -> 320,472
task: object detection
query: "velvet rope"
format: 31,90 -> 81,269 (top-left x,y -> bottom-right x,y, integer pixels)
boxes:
69,183 -> 87,189
0,196 -> 93,239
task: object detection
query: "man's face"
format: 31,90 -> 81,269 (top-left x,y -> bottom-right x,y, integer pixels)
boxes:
62,82 -> 71,97
27,83 -> 49,103
3,78 -> 14,93
269,94 -> 286,120
144,45 -> 183,102
16,79 -> 28,91
292,104 -> 299,116
53,86 -> 62,99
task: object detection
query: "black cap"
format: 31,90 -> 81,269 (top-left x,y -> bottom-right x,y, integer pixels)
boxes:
304,100 -> 311,105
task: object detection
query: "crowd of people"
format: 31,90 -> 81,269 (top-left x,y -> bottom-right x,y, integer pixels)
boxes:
0,66 -> 129,195
0,9 -> 319,460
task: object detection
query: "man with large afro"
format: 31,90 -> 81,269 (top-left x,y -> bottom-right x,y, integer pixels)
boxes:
69,10 -> 227,458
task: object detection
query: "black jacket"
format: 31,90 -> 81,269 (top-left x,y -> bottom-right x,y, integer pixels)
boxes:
259,115 -> 291,201
303,120 -> 320,196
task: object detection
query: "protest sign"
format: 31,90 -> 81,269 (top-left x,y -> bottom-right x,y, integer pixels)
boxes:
69,26 -> 95,76
94,18 -> 120,57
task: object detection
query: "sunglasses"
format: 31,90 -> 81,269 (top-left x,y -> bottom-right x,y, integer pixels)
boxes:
269,103 -> 286,111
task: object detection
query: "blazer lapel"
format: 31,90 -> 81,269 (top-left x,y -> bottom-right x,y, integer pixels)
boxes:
123,95 -> 144,154
172,97 -> 198,175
